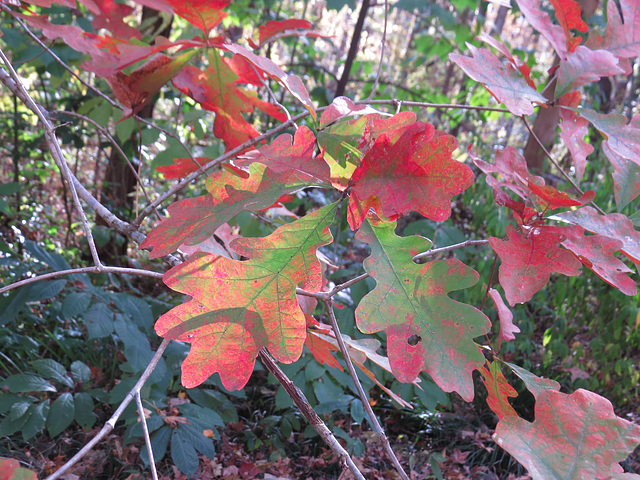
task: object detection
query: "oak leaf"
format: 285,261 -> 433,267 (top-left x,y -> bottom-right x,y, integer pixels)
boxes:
155,203 -> 338,390
449,43 -> 547,115
558,91 -> 593,181
347,121 -> 474,230
355,217 -> 490,402
489,225 -> 582,306
494,389 -> 640,480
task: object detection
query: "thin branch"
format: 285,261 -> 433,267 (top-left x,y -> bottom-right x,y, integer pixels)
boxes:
0,48 -> 102,267
133,112 -> 307,225
367,0 -> 388,101
44,339 -> 170,480
0,266 -> 163,295
258,348 -> 366,480
364,98 -> 511,113
136,391 -> 159,480
323,300 -> 410,480
520,115 -> 606,215
413,239 -> 489,263
53,109 -> 156,211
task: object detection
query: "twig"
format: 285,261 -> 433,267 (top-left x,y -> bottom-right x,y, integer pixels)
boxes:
133,111 -> 307,225
0,266 -> 163,295
136,391 -> 159,480
413,239 -> 489,263
520,115 -> 605,215
367,0 -> 388,101
363,99 -> 511,113
0,48 -> 102,267
44,339 -> 170,480
53,109 -> 156,211
323,300 -> 410,480
258,348 -> 366,480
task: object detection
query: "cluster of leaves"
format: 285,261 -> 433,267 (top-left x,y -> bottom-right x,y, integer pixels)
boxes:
1,0 -> 640,478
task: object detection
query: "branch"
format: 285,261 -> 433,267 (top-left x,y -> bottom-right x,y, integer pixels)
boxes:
258,348 -> 366,480
0,266 -> 163,295
44,339 -> 170,480
0,48 -> 102,267
413,239 -> 490,263
323,300 -> 410,480
335,0 -> 371,97
136,391 -> 159,480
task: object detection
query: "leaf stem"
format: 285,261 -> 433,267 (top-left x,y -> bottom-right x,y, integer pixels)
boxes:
323,300 -> 411,480
258,348 -> 366,480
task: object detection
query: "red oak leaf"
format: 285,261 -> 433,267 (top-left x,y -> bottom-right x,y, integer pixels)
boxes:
476,32 -> 536,88
163,0 -> 229,37
83,0 -> 141,41
555,46 -> 623,98
155,203 -> 337,390
604,142 -> 640,210
494,389 -> 640,480
481,361 -> 518,420
588,0 -> 640,73
575,109 -> 640,165
513,0 -> 571,55
557,206 -> 640,265
347,121 -> 474,230
258,19 -> 313,44
236,126 -> 331,182
16,0 -> 74,7
355,217 -> 490,402
141,163 -> 327,258
0,458 -> 38,480
527,181 -> 591,209
172,51 -> 282,151
223,43 -> 316,121
449,44 -> 547,116
156,157 -> 208,179
318,111 -> 416,190
488,288 -> 520,349
560,227 -> 637,297
105,51 -> 196,119
558,91 -> 594,180
489,225 -> 582,306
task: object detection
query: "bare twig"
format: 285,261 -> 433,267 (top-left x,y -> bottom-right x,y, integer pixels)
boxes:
363,98 -> 511,113
367,0 -> 388,101
44,339 -> 170,480
0,48 -> 102,267
0,266 -> 163,295
413,239 -> 490,263
323,300 -> 410,480
53,109 -> 156,210
136,391 -> 159,480
258,348 -> 366,480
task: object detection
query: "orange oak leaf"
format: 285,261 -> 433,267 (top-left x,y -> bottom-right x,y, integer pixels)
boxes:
449,43 -> 547,115
163,0 -> 229,37
172,51 -> 285,151
223,43 -> 316,121
141,162 -> 327,258
236,126 -> 331,182
355,216 -> 490,402
156,157 -> 208,179
106,51 -> 196,118
494,389 -> 640,480
489,225 -> 582,306
155,202 -> 338,390
481,361 -> 518,420
347,121 -> 474,230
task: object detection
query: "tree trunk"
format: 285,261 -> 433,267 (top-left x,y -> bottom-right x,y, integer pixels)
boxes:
334,0 -> 370,98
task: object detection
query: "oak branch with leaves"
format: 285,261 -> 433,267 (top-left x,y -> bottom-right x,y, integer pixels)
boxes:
0,0 -> 639,479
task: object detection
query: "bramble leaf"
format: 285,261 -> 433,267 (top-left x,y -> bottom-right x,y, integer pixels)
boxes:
355,216 -> 490,402
489,225 -> 582,306
141,163 -> 326,258
347,121 -> 474,230
155,203 -> 338,390
494,389 -> 640,480
449,43 -> 547,115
